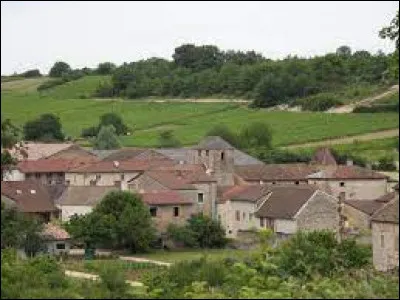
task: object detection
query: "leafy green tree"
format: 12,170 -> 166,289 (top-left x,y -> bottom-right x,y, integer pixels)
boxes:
158,130 -> 182,148
336,45 -> 352,57
240,122 -> 273,149
99,112 -> 128,136
21,69 -> 42,78
93,125 -> 121,150
205,124 -> 240,148
23,113 -> 65,142
96,62 -> 116,75
187,214 -> 227,248
66,191 -> 156,253
379,10 -> 399,49
48,61 -> 71,77
253,73 -> 286,107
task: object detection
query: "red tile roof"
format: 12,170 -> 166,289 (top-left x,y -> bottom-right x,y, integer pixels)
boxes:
220,184 -> 270,203
308,165 -> 388,180
140,191 -> 192,206
41,223 -> 70,241
1,180 -> 58,213
144,171 -> 196,190
311,147 -> 337,166
235,164 -> 319,181
69,158 -> 175,173
17,159 -> 91,173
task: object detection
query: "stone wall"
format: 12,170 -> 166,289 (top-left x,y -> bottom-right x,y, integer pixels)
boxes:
372,221 -> 399,271
343,204 -> 371,230
151,204 -> 193,233
66,172 -> 139,186
296,190 -> 339,233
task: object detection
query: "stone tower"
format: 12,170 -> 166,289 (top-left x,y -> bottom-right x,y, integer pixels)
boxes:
189,136 -> 235,186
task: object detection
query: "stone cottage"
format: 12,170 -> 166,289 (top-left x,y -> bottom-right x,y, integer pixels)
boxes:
371,186 -> 399,272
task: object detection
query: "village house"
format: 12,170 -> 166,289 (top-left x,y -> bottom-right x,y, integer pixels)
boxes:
1,180 -> 59,222
41,223 -> 71,256
371,184 -> 399,271
218,184 -> 339,238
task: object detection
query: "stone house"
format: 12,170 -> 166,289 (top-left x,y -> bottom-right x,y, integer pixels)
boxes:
254,185 -> 339,238
343,191 -> 397,230
371,187 -> 399,271
218,184 -> 339,238
307,165 -> 390,200
1,180 -> 59,222
41,223 -> 71,256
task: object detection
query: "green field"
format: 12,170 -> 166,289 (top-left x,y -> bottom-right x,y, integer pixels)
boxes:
1,76 -> 399,147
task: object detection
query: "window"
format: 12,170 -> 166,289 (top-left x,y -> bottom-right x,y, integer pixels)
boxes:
173,207 -> 179,217
221,152 -> 225,161
150,207 -> 157,217
260,218 -> 264,227
236,210 -> 240,221
121,174 -> 125,180
35,173 -> 40,179
90,180 -> 96,186
243,212 -> 246,220
272,182 -> 276,185
46,173 -> 52,179
249,213 -> 253,221
381,234 -> 385,248
295,181 -> 299,185
96,174 -> 101,181
65,180 -> 70,186
114,181 -> 121,187
218,214 -> 221,221
56,243 -> 66,250
206,150 -> 209,156
198,150 -> 201,156
340,182 -> 345,187
197,193 -> 204,204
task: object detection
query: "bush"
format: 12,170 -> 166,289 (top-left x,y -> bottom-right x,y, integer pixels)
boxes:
353,103 -> 399,113
93,81 -> 116,98
22,69 -> 42,78
249,148 -> 312,164
37,79 -> 66,91
205,124 -> 240,148
373,156 -> 397,171
81,126 -> 99,138
158,130 -> 182,148
296,94 -> 344,111
240,122 -> 273,149
23,113 -> 65,142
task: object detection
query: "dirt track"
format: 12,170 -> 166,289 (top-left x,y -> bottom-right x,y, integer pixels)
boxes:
283,128 -> 399,149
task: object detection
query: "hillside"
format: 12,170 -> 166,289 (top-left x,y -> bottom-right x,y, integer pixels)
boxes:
1,76 -> 399,148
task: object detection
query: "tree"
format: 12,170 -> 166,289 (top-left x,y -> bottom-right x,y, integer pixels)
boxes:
1,119 -> 22,180
93,125 -> 121,150
158,130 -> 181,148
99,112 -> 128,136
205,124 -> 240,148
253,73 -> 287,107
240,122 -> 273,149
48,61 -> 71,77
336,45 -> 352,57
379,10 -> 399,50
66,191 -> 156,253
96,62 -> 116,75
23,113 -> 65,142
21,69 -> 42,78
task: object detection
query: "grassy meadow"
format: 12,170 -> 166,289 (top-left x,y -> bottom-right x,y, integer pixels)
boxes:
1,76 -> 399,148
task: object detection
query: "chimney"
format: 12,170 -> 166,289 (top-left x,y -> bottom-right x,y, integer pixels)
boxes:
113,161 -> 120,168
346,159 -> 353,166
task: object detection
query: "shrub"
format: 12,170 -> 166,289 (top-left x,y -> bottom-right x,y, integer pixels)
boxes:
353,103 -> 399,113
205,124 -> 240,148
81,126 -> 99,138
37,79 -> 66,91
22,69 -> 42,78
373,156 -> 397,171
296,94 -> 343,111
240,122 -> 273,149
158,130 -> 182,148
93,81 -> 116,98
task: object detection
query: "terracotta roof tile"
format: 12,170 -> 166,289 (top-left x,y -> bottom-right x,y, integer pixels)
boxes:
140,191 -> 192,205
18,159 -> 91,173
221,185 -> 270,203
41,223 -> 70,241
144,171 -> 196,190
311,147 -> 337,166
1,180 -> 57,213
57,186 -> 119,206
235,164 -> 319,181
308,165 -> 388,180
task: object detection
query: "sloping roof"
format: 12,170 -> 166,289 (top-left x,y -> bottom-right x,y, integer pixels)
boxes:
255,185 -> 318,219
193,136 -> 234,150
100,148 -> 158,161
89,149 -> 119,160
45,184 -> 68,203
311,147 -> 337,166
1,180 -> 57,213
307,165 -> 388,180
140,191 -> 192,206
344,200 -> 387,216
371,197 -> 399,224
144,171 -> 196,190
155,148 -> 191,163
17,159 -> 90,173
155,165 -> 216,183
57,186 -> 118,206
69,158 -> 175,173
8,142 -> 75,161
235,164 -> 319,181
233,149 -> 264,165
220,184 -> 270,203
41,223 -> 70,241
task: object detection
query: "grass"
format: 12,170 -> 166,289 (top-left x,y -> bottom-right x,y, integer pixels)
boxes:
1,77 -> 399,147
62,258 -> 165,281
373,90 -> 399,105
132,248 -> 254,263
